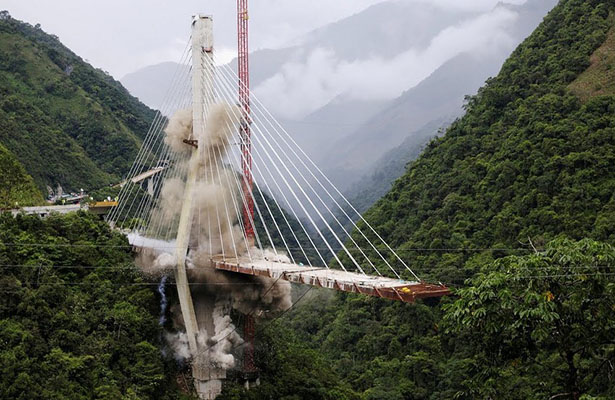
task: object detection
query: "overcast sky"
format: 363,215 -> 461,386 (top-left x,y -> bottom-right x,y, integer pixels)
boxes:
3,0 -> 525,79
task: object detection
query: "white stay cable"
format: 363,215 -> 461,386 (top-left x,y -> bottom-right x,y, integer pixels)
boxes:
151,145 -> 192,242
204,102 -> 274,261
140,98 -> 193,238
197,59 -> 226,260
214,63 -> 381,276
211,90 -> 349,272
116,54 -> 193,230
132,60 -> 194,230
212,63 -> 325,267
215,63 -> 362,273
212,78 -> 319,266
144,82 -> 194,241
212,62 -> 327,268
206,99 -> 278,257
110,42 -> 191,225
201,63 -> 271,261
208,63 -> 304,262
131,63 -> 195,232
210,87 -> 303,264
200,72 -> 240,260
218,61 -> 420,281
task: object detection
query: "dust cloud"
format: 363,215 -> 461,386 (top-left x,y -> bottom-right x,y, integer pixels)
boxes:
139,103 -> 291,373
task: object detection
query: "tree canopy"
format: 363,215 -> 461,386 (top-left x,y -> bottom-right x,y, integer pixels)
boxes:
0,212 -> 185,399
445,239 -> 615,399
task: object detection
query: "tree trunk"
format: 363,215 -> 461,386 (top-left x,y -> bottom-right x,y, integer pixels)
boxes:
566,350 -> 579,400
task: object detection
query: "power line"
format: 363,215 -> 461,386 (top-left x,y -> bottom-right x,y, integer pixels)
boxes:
0,281 -> 281,288
0,263 -> 613,271
0,242 -> 536,252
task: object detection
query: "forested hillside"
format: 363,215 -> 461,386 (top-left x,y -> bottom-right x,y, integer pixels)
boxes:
276,0 -> 615,398
0,212 -> 186,399
351,0 -> 615,283
4,0 -> 615,398
0,142 -> 43,208
0,11 -> 156,192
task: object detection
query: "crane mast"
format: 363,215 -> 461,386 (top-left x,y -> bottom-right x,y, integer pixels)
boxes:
237,0 -> 259,382
238,0 -> 253,243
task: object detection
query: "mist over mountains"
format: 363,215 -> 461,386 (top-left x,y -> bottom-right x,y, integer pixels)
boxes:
121,0 -> 558,214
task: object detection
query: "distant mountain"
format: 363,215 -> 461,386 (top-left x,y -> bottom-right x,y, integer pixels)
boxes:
358,0 -> 615,279
324,0 -> 559,192
0,13 -> 156,192
120,0 -> 558,216
121,62 -> 190,113
287,1 -> 615,397
281,97 -> 389,163
342,117 -> 454,215
321,51 -> 501,190
294,1 -> 476,60
121,0 -> 476,146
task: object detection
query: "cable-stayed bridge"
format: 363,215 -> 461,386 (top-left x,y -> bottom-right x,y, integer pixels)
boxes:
107,12 -> 449,400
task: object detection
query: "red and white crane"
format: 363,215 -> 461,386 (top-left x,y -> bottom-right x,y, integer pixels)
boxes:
236,0 -> 259,380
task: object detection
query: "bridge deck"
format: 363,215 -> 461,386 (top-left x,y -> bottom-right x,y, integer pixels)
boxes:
116,167 -> 166,188
212,256 -> 450,303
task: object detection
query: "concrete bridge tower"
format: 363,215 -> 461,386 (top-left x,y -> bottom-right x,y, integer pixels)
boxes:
173,14 -> 227,400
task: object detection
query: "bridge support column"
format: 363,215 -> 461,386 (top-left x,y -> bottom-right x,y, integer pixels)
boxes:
173,14 -> 219,400
191,291 -> 229,399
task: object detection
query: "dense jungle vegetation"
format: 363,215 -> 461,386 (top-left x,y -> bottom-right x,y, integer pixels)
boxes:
0,212 -> 185,399
0,142 -> 42,208
0,211 -> 351,400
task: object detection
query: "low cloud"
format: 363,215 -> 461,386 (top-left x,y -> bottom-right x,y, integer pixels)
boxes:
254,6 -> 519,119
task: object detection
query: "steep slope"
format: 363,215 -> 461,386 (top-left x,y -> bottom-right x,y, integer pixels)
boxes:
325,0 -> 559,190
0,212 -> 186,398
352,0 -> 615,283
121,1 -> 556,201
0,143 -> 43,208
281,96 -> 389,165
568,20 -> 615,100
322,51 -> 499,190
0,13 -> 156,192
121,62 -> 190,112
236,1 -> 474,91
121,0 -> 476,156
282,1 -> 615,399
342,117 -> 453,214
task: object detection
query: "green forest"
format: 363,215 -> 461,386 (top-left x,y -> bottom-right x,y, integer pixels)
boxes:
0,212 -> 184,399
0,11 -> 156,194
2,0 -> 615,399
0,142 -> 43,208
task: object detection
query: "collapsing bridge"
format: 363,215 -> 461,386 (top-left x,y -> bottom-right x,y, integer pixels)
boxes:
214,256 -> 450,303
108,8 -> 449,400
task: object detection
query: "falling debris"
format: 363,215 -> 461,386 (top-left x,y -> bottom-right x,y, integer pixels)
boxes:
158,275 -> 169,325
164,108 -> 193,155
